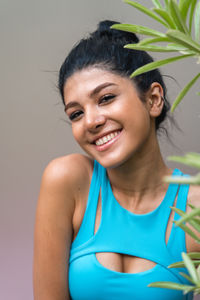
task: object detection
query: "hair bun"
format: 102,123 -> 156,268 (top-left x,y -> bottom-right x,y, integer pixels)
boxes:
91,20 -> 139,44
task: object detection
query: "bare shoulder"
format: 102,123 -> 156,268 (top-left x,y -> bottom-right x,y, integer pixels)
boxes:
37,153 -> 94,234
186,184 -> 200,253
37,153 -> 94,232
187,184 -> 200,208
42,153 -> 93,184
41,153 -> 93,201
33,154 -> 93,299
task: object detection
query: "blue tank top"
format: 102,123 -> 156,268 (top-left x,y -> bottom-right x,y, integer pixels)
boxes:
69,160 -> 193,300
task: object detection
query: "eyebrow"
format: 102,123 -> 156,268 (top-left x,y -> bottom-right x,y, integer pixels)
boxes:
90,82 -> 117,97
64,101 -> 79,112
64,82 -> 117,112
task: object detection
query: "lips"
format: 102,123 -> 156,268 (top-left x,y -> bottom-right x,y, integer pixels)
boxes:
95,131 -> 121,146
90,130 -> 123,153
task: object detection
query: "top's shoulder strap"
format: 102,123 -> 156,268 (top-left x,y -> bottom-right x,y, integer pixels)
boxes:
71,160 -> 101,249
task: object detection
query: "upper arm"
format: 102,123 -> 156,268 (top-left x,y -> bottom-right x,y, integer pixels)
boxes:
186,185 -> 200,253
33,154 -> 91,300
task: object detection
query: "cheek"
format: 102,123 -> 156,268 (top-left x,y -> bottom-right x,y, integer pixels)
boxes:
127,106 -> 150,137
71,124 -> 83,144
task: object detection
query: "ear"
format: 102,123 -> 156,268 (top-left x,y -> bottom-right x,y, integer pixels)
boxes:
146,82 -> 164,117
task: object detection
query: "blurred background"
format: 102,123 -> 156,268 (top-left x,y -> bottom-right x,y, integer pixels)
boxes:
1,0 -> 200,299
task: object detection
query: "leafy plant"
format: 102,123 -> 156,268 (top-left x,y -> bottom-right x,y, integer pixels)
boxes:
111,0 -> 200,295
149,151 -> 200,295
150,151 -> 200,295
111,0 -> 200,112
148,252 -> 200,295
165,153 -> 200,185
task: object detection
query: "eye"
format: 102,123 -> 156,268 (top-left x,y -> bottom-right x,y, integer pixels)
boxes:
99,94 -> 115,104
68,110 -> 83,121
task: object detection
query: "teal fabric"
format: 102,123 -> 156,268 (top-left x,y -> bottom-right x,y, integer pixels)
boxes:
69,160 -> 193,300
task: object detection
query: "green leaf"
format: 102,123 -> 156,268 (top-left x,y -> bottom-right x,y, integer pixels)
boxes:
153,8 -> 176,29
171,206 -> 200,231
152,0 -> 162,9
148,281 -> 194,291
124,43 -> 182,52
182,253 -> 199,283
186,152 -> 200,159
188,252 -> 200,259
110,24 -> 165,37
194,288 -> 200,296
170,206 -> 200,229
179,272 -> 196,284
194,1 -> 200,42
176,207 -> 200,226
197,265 -> 200,278
171,206 -> 200,232
169,0 -> 189,34
188,203 -> 197,210
175,222 -> 200,242
190,220 -> 200,233
164,174 -> 200,185
188,216 -> 200,231
167,43 -> 195,54
138,37 -> 170,45
123,0 -> 168,27
171,73 -> 200,111
164,0 -> 169,10
169,260 -> 200,269
179,0 -> 193,21
171,206 -> 185,217
130,54 -> 193,78
193,217 -> 200,225
186,152 -> 200,158
189,0 -> 198,33
169,261 -> 186,268
167,152 -> 200,169
167,29 -> 200,54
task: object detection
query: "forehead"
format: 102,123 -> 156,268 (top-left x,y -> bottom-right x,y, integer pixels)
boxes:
63,67 -> 136,102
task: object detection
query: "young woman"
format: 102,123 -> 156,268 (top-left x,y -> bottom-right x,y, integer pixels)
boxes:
33,20 -> 200,300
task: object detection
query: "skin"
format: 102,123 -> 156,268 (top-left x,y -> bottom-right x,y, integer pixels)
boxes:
33,67 -> 200,300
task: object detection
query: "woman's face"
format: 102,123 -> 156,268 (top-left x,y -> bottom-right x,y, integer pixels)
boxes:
63,67 -> 156,168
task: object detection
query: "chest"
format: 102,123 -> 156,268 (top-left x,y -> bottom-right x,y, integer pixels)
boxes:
69,164 -> 192,300
73,192 -> 176,274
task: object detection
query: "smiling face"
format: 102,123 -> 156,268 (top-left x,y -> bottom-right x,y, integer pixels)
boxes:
63,67 -> 160,168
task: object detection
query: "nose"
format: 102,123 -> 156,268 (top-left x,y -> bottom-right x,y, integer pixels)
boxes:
84,107 -> 106,131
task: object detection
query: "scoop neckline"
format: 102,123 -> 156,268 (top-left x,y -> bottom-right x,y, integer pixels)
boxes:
106,168 -> 180,217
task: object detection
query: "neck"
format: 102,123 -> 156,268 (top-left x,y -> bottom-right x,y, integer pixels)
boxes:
106,136 -> 171,205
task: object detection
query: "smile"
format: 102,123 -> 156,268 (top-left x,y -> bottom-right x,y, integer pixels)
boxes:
95,131 -> 121,146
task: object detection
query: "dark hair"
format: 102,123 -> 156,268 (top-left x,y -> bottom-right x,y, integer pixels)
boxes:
59,20 -> 171,131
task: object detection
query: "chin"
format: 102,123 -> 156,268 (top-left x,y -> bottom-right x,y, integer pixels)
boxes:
83,140 -> 143,170
97,160 -> 120,169
92,152 -> 131,169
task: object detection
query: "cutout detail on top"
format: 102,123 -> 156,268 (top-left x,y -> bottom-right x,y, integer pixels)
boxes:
95,252 -> 157,274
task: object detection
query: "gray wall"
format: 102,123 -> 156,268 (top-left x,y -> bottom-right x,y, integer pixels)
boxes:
1,0 -> 200,299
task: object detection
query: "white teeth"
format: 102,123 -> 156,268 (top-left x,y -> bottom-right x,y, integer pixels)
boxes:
110,133 -> 114,139
103,136 -> 108,143
95,131 -> 120,146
